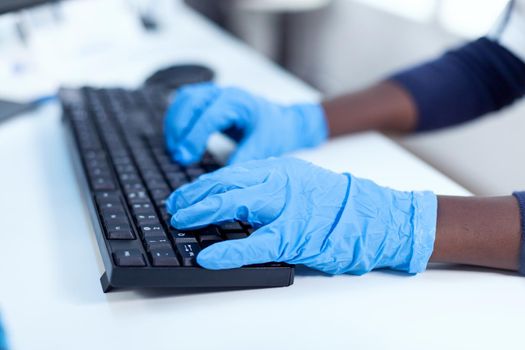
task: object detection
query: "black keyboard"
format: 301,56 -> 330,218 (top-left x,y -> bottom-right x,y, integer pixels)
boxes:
60,86 -> 294,292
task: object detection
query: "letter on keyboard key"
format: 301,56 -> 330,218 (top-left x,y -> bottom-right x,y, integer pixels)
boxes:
176,243 -> 201,266
113,249 -> 146,266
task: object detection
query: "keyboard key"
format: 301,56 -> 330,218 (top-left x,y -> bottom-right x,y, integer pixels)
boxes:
113,156 -> 132,165
136,219 -> 161,227
96,195 -> 125,212
135,213 -> 159,224
145,179 -> 169,191
150,248 -> 180,266
151,188 -> 170,201
185,165 -> 205,179
170,230 -> 197,244
218,221 -> 244,233
106,222 -> 131,232
108,229 -> 135,240
131,202 -> 154,215
166,172 -> 187,189
160,162 -> 181,174
196,226 -> 222,242
196,227 -> 223,248
119,172 -> 140,182
115,164 -> 135,173
97,201 -> 124,212
91,176 -> 116,190
103,211 -> 128,223
124,181 -> 145,189
144,236 -> 171,249
138,223 -> 165,238
113,249 -> 146,266
96,192 -> 120,201
100,206 -> 126,217
224,232 -> 248,240
126,190 -> 150,204
86,157 -> 107,169
175,243 -> 201,266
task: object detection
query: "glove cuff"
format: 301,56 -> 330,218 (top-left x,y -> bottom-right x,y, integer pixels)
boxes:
292,103 -> 328,148
407,191 -> 438,273
322,174 -> 437,275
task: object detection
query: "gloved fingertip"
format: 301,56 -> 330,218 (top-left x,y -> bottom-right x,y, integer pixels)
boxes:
197,246 -> 241,270
170,211 -> 188,228
196,248 -> 219,269
165,191 -> 179,215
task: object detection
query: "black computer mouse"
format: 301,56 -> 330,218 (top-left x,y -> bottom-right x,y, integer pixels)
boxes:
144,64 -> 215,91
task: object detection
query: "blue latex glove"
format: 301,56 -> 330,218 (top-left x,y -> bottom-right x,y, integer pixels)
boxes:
0,316 -> 7,350
167,157 -> 438,275
164,83 -> 327,165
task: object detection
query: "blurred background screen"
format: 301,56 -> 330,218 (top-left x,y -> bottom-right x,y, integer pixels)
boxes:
0,0 -> 60,15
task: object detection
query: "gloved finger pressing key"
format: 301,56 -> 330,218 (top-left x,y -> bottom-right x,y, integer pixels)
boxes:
164,82 -> 328,165
167,157 -> 438,275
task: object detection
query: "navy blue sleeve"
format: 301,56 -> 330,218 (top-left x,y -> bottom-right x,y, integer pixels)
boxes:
390,37 -> 525,131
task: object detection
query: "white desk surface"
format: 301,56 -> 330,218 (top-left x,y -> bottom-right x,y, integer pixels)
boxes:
1,1 -> 524,349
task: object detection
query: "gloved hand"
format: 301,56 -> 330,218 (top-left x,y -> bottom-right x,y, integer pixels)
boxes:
0,316 -> 7,350
164,83 -> 327,165
167,157 -> 438,275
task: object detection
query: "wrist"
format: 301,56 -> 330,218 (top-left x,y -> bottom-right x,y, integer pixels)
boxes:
406,191 -> 438,273
431,196 -> 521,271
512,192 -> 525,274
321,81 -> 417,137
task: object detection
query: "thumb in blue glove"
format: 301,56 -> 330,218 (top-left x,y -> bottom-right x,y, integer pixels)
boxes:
164,83 -> 327,165
167,157 -> 438,275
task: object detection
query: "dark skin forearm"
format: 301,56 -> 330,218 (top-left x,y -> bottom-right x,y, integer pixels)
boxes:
432,196 -> 521,271
321,81 -> 522,272
322,80 -> 418,136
